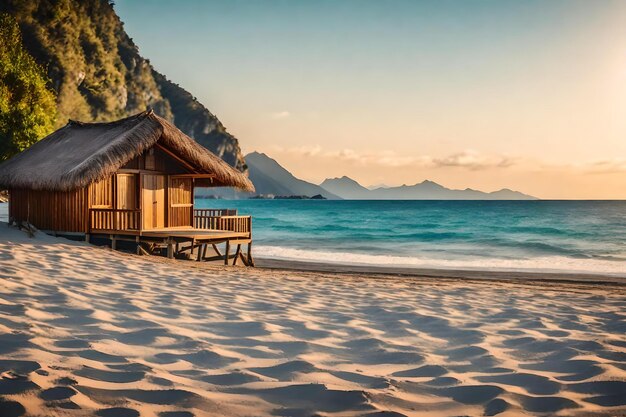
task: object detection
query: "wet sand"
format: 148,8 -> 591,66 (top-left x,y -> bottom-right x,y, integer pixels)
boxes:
0,224 -> 625,416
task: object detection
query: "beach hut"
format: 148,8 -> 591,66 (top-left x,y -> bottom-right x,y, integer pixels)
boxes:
0,110 -> 255,265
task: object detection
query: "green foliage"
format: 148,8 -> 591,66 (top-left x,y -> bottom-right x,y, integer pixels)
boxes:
0,0 -> 246,171
0,13 -> 56,161
1,0 -> 172,125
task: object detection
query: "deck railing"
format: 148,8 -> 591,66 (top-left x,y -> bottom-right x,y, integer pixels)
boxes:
194,208 -> 237,218
217,215 -> 252,235
193,209 -> 251,236
90,208 -> 141,231
193,208 -> 237,229
88,208 -> 248,234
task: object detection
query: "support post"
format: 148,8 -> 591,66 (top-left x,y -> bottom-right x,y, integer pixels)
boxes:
224,241 -> 230,265
111,235 -> 117,250
167,239 -> 174,259
196,243 -> 204,261
247,242 -> 255,267
233,244 -> 241,266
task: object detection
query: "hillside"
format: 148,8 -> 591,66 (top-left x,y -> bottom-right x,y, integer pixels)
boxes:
321,176 -> 537,200
0,0 -> 246,171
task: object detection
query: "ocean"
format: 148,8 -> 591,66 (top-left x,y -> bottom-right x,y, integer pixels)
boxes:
197,199 -> 626,276
1,200 -> 623,276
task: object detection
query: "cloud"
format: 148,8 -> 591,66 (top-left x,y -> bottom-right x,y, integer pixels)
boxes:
534,158 -> 626,174
270,111 -> 291,120
585,158 -> 626,174
432,150 -> 515,170
271,146 -> 514,170
271,145 -> 322,157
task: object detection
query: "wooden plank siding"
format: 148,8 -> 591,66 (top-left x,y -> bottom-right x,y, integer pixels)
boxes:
116,174 -> 138,210
9,188 -> 89,233
90,176 -> 114,208
169,177 -> 193,227
121,147 -> 188,174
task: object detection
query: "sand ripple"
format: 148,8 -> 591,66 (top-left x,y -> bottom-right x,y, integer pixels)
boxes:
0,228 -> 625,416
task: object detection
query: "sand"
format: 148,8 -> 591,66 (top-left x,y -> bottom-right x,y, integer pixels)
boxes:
0,224 -> 625,417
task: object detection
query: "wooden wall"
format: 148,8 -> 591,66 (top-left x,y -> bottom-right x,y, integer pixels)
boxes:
169,177 -> 193,227
90,176 -> 114,208
8,144 -> 199,233
116,174 -> 138,209
9,188 -> 88,233
121,147 -> 187,174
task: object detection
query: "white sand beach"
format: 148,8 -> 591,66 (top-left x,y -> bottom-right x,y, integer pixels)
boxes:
0,223 -> 625,417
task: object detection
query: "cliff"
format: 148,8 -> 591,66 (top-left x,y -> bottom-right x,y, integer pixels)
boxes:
0,0 -> 246,171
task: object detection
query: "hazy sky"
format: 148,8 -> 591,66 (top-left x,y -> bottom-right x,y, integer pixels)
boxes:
115,0 -> 626,199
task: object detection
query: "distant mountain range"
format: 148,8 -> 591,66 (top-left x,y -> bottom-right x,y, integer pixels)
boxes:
198,152 -> 340,199
245,152 -> 340,199
321,176 -> 537,200
198,152 -> 537,200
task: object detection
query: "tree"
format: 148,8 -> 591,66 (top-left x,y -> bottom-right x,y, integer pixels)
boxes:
0,13 -> 56,161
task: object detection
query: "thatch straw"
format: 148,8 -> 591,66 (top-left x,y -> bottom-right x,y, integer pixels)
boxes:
0,110 -> 254,192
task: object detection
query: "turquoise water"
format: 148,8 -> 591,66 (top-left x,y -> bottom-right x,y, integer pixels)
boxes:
198,199 -> 626,275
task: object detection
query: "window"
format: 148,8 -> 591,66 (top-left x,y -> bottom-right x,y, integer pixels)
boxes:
145,148 -> 155,170
170,177 -> 192,207
90,176 -> 113,208
117,174 -> 138,209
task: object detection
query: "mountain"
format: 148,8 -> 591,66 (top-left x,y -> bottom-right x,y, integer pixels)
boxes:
320,176 -> 371,199
245,152 -> 340,199
320,177 -> 537,200
197,152 -> 341,199
1,0 -> 246,171
367,183 -> 390,190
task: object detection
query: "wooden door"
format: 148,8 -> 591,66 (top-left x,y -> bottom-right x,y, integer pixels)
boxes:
142,174 -> 166,229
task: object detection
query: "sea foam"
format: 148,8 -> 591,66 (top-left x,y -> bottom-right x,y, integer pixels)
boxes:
257,245 -> 626,276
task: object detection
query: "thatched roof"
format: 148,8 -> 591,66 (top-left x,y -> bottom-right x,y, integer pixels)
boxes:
0,110 -> 254,192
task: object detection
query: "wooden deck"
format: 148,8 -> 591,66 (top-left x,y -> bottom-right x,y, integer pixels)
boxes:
88,209 -> 254,266
143,227 -> 249,240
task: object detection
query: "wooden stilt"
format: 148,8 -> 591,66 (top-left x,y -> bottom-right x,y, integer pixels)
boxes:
224,241 -> 230,265
239,251 -> 249,266
167,239 -> 174,259
196,243 -> 204,261
247,242 -> 255,267
233,244 -> 241,265
85,233 -> 90,243
212,243 -> 223,257
136,236 -> 141,255
111,235 -> 117,250
137,243 -> 150,256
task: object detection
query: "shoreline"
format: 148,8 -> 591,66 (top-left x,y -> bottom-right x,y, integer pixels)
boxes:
1,201 -> 625,285
255,257 -> 626,286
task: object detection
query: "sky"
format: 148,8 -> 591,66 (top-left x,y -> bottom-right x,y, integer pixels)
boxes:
115,0 -> 626,199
